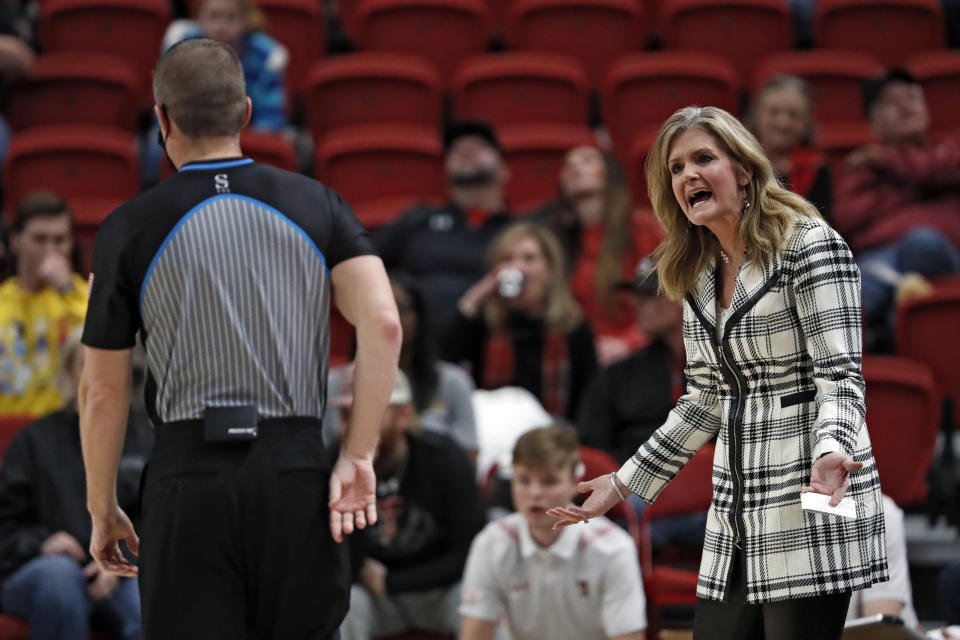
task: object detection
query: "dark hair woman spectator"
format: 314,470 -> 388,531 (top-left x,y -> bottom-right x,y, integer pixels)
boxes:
444,223 -> 597,420
530,145 -> 661,365
326,273 -> 478,460
748,75 -> 832,222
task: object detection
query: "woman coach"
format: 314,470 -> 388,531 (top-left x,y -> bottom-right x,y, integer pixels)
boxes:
549,106 -> 887,639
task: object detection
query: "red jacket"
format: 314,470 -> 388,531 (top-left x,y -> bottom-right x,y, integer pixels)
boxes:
833,135 -> 960,254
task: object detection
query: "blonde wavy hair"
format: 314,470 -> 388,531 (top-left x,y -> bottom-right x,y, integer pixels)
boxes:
484,223 -> 583,333
645,106 -> 821,300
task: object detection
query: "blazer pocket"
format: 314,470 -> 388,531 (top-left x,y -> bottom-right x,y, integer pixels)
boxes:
780,389 -> 816,409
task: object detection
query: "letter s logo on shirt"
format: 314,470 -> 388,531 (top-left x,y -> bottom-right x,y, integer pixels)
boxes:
215,174 -> 230,194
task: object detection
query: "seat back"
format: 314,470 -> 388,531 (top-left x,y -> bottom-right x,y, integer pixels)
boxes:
354,0 -> 489,82
257,0 -> 326,100
39,0 -> 171,106
908,51 -> 960,135
303,53 -> 442,140
451,52 -> 590,129
499,124 -> 597,212
752,50 -> 884,126
4,126 -> 139,225
8,54 -> 140,132
602,50 -> 739,156
315,124 -> 445,210
507,0 -> 645,84
862,355 -> 940,506
815,0 -> 944,66
660,0 -> 792,86
896,288 -> 960,422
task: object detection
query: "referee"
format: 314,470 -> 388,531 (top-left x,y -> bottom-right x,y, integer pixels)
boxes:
78,38 -> 401,639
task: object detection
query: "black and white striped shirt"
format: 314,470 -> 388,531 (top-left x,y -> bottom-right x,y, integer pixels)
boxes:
82,158 -> 374,424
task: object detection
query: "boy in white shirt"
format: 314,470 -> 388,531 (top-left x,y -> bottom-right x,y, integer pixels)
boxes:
459,425 -> 647,640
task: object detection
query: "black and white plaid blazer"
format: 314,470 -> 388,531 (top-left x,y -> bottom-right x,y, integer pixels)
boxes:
617,217 -> 889,603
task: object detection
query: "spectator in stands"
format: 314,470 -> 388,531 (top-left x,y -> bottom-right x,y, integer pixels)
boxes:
0,330 -> 151,640
326,272 -> 478,461
0,191 -> 87,417
374,120 -> 514,335
834,68 -> 960,351
444,223 -> 597,420
0,0 -> 32,173
459,425 -> 647,640
529,145 -> 662,365
748,75 -> 832,222
846,495 -> 920,629
334,369 -> 485,640
162,0 -> 287,131
576,258 -> 683,465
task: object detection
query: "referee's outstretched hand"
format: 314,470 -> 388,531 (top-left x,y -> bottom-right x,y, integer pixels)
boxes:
329,454 -> 377,543
90,505 -> 139,577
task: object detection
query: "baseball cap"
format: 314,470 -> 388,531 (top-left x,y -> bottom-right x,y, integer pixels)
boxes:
443,120 -> 502,155
330,365 -> 413,408
614,257 -> 661,296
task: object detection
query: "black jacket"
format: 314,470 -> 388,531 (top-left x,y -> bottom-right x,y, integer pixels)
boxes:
0,410 -> 153,584
576,339 -> 681,464
373,202 -> 513,334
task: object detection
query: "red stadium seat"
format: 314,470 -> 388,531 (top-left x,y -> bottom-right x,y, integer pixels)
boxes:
660,0 -> 793,86
640,443 -> 715,635
335,0 -> 361,37
908,51 -> 960,135
814,121 -> 877,179
0,615 -> 111,639
752,50 -> 884,126
303,53 -> 442,141
257,0 -> 325,99
814,0 -> 944,67
315,124 -> 445,211
351,196 -> 419,229
624,131 -> 658,206
451,52 -> 590,129
499,124 -> 597,212
862,355 -> 940,507
38,0 -> 171,106
896,287 -> 960,423
507,0 -> 645,85
602,51 -> 740,157
354,0 -> 489,82
4,126 -> 139,227
7,54 -> 140,132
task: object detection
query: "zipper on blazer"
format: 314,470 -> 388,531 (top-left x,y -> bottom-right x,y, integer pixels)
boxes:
719,343 -> 746,549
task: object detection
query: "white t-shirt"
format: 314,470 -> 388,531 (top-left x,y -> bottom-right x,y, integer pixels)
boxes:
847,495 -> 919,628
460,512 -> 647,640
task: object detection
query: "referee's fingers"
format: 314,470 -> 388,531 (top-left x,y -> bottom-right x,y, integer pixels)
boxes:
366,502 -> 377,527
355,509 -> 367,530
328,475 -> 343,508
342,512 -> 354,536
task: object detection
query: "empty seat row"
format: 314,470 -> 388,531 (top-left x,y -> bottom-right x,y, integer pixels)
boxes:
36,0 -> 951,108
12,48 -> 960,147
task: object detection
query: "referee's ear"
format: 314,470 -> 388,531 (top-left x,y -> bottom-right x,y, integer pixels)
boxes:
241,97 -> 252,129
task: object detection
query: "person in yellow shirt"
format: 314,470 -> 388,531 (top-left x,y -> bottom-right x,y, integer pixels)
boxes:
0,191 -> 87,417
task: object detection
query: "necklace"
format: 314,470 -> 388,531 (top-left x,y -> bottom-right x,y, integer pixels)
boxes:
719,248 -> 731,264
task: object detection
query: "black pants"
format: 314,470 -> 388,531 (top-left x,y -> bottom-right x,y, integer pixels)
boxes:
692,551 -> 851,640
139,418 -> 349,640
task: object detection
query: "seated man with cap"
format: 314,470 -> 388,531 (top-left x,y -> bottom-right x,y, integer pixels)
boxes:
373,120 -> 514,336
333,368 -> 486,640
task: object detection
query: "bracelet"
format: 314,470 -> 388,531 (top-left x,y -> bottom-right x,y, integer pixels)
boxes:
609,472 -> 628,501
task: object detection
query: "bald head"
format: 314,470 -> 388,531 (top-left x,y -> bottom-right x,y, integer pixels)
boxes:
153,38 -> 248,138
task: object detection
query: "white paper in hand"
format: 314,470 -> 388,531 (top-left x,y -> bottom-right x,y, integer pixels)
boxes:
800,492 -> 857,519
